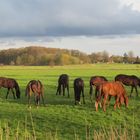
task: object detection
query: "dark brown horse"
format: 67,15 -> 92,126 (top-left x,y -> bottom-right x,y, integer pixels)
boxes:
95,81 -> 128,112
115,74 -> 140,97
25,80 -> 45,107
89,76 -> 108,101
0,77 -> 20,99
56,74 -> 70,97
74,78 -> 85,105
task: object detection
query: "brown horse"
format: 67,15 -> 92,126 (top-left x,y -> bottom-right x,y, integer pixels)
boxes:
95,81 -> 128,112
0,77 -> 20,99
74,78 -> 85,105
89,76 -> 108,101
25,80 -> 45,107
115,74 -> 140,97
56,74 -> 70,98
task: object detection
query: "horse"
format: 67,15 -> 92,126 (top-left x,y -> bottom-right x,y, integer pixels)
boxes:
74,78 -> 85,105
115,74 -> 140,97
25,80 -> 45,107
56,74 -> 70,98
95,81 -> 128,112
0,77 -> 20,99
89,76 -> 108,101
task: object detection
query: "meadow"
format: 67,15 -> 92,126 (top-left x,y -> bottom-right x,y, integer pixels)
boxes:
0,64 -> 140,140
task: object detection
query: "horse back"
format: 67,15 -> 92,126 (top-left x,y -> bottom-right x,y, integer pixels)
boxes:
90,76 -> 108,86
100,81 -> 126,97
0,77 -> 18,88
115,74 -> 140,86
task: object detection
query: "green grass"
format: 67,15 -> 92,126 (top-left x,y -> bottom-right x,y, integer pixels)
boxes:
0,64 -> 140,139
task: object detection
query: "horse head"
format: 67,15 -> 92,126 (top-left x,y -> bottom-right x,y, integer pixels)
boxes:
15,84 -> 21,99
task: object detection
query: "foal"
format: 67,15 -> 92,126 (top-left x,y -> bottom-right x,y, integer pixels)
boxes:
115,74 -> 140,97
95,81 -> 128,112
25,80 -> 45,107
74,78 -> 85,105
0,77 -> 20,99
89,76 -> 108,101
56,74 -> 70,97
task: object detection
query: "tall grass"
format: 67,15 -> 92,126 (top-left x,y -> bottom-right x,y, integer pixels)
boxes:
0,115 -> 135,140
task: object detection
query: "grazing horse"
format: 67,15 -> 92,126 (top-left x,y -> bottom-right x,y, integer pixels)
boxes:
25,80 -> 45,107
95,81 -> 128,112
56,74 -> 70,98
74,78 -> 85,105
89,76 -> 108,101
0,77 -> 20,99
115,74 -> 140,97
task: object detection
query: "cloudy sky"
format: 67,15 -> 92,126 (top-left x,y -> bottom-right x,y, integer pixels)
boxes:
0,0 -> 140,56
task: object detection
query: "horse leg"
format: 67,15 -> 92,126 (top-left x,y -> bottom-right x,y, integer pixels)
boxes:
28,95 -> 31,108
6,88 -> 10,99
81,87 -> 85,104
36,96 -> 40,107
66,85 -> 70,98
11,89 -> 16,99
107,95 -> 112,106
114,96 -> 119,110
95,86 -> 98,98
95,92 -> 102,111
130,86 -> 134,97
59,85 -> 61,95
119,95 -> 124,108
56,84 -> 60,95
62,85 -> 65,96
34,94 -> 38,106
103,95 -> 107,112
89,85 -> 93,102
89,83 -> 93,101
95,100 -> 99,111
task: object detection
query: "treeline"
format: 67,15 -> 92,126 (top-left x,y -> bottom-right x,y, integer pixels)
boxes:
0,46 -> 139,65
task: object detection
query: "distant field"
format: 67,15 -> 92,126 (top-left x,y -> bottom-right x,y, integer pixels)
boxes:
0,64 -> 140,140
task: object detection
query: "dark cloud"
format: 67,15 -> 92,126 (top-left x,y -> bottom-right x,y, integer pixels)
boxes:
0,0 -> 140,37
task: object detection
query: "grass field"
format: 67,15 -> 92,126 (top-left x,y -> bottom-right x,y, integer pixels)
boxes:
0,64 -> 140,140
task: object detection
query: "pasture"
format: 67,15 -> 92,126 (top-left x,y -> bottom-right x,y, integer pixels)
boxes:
0,64 -> 140,140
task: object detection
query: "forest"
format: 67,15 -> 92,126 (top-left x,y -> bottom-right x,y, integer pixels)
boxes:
0,46 -> 139,65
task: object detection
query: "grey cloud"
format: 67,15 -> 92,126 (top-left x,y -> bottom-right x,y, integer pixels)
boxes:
0,0 -> 140,37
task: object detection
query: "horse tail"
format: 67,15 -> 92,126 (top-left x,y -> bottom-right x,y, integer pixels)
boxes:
95,84 -> 103,111
124,96 -> 128,107
14,80 -> 21,99
97,84 -> 103,103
